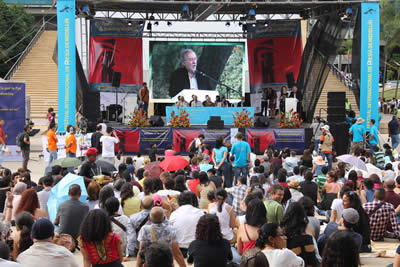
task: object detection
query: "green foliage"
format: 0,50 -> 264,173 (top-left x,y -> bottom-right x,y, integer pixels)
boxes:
0,1 -> 35,78
381,0 -> 400,57
337,39 -> 352,55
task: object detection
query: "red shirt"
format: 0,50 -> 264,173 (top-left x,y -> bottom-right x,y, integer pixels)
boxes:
385,190 -> 400,209
0,126 -> 5,145
188,179 -> 200,197
80,233 -> 121,264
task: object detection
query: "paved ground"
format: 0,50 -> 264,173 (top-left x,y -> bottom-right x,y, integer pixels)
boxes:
1,118 -> 397,266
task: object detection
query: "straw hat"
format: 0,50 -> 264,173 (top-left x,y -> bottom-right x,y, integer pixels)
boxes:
288,179 -> 300,189
356,117 -> 364,124
313,156 -> 326,166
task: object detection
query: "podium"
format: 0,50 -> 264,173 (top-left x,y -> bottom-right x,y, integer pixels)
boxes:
173,89 -> 219,102
285,98 -> 298,113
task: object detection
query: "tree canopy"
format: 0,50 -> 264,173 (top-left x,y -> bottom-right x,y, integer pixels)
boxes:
0,1 -> 35,78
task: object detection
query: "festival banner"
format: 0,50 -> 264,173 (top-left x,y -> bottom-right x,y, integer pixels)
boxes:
139,127 -> 173,155
115,129 -> 140,153
272,129 -> 305,154
360,3 -> 380,130
173,129 -> 201,153
57,0 -> 76,133
246,129 -> 275,155
41,133 -> 92,161
89,19 -> 143,94
247,20 -> 303,109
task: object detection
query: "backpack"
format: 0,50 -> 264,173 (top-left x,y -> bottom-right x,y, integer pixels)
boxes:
16,132 -> 25,148
188,138 -> 198,153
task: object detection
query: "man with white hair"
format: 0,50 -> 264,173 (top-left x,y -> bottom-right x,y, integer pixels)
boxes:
169,49 -> 212,97
319,125 -> 334,171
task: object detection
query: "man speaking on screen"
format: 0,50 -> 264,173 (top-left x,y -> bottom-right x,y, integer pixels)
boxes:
169,49 -> 212,98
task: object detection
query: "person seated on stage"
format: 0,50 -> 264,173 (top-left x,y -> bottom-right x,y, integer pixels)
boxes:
203,95 -> 214,107
190,95 -> 202,107
168,49 -> 212,98
237,96 -> 246,107
176,96 -> 189,107
221,95 -> 230,107
215,95 -> 222,107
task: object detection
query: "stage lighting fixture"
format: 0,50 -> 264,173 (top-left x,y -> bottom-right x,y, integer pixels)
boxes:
249,9 -> 256,16
225,22 -> 230,27
181,4 -> 191,20
264,21 -> 268,27
127,21 -> 132,26
154,21 -> 159,27
149,15 -> 155,20
82,5 -> 89,13
167,21 -> 172,27
147,22 -> 152,31
139,20 -> 144,26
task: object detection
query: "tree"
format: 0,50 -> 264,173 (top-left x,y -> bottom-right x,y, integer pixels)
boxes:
0,1 -> 35,78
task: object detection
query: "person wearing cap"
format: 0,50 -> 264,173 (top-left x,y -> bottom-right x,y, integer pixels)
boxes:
319,125 -> 334,171
389,115 -> 400,149
349,117 -> 366,153
79,147 -> 99,187
317,208 -> 362,253
17,218 -> 79,267
231,132 -> 251,185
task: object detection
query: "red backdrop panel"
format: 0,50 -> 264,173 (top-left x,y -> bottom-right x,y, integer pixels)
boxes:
173,130 -> 201,153
247,130 -> 275,154
114,130 -> 140,153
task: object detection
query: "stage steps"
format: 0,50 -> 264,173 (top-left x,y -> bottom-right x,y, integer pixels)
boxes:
313,70 -> 359,120
10,31 -> 58,120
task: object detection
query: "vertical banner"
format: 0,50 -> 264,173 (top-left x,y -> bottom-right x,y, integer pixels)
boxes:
57,0 -> 76,133
360,3 -> 380,130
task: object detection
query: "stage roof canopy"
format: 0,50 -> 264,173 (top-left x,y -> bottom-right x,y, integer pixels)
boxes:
77,0 -> 374,20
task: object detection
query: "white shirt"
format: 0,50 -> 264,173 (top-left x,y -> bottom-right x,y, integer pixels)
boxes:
156,189 -> 181,201
195,138 -> 202,149
250,152 -> 257,168
100,136 -> 119,158
287,175 -> 304,183
284,157 -> 299,173
169,205 -> 205,248
0,259 -> 23,267
262,248 -> 304,267
133,156 -> 145,170
289,188 -> 304,202
188,73 -> 199,89
331,198 -> 344,223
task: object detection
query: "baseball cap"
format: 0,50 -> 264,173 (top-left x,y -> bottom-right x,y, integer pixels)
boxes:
85,147 -> 98,156
153,194 -> 163,207
321,125 -> 329,131
31,218 -> 54,240
342,208 -> 359,225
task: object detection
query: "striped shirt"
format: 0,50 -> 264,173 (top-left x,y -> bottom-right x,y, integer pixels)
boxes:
374,151 -> 385,166
315,174 -> 327,194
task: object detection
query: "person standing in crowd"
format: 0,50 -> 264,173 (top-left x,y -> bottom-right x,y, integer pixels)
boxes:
311,116 -> 324,153
65,125 -> 77,159
369,119 -> 379,154
37,175 -> 53,219
20,125 -> 31,172
261,87 -> 269,116
17,218 -> 79,267
0,118 -> 6,168
79,209 -> 124,267
54,184 -> 89,242
264,184 -> 285,224
137,207 -> 186,267
170,191 -> 204,258
212,136 -> 231,187
289,84 -> 302,115
139,82 -> 150,115
46,108 -> 54,125
231,132 -> 251,185
100,127 -> 120,164
46,122 -> 58,173
345,98 -> 352,113
319,125 -> 334,171
187,214 -> 233,266
91,124 -> 103,157
389,116 -> 400,149
349,118 -> 366,153
363,187 -> 400,241
190,95 -> 202,107
148,143 -> 158,162
279,86 -> 288,114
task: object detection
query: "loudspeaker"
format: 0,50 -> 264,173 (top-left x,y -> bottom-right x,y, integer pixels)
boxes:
304,128 -> 313,150
327,92 -> 345,122
244,93 -> 251,107
107,104 -> 122,121
286,72 -> 295,88
327,122 -> 350,155
327,115 -> 346,123
112,72 -> 122,87
207,116 -> 224,129
255,116 -> 270,128
327,107 -> 346,115
150,116 -> 164,127
327,92 -> 345,100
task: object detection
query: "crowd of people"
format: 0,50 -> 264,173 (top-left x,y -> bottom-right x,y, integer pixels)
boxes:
1,109 -> 400,266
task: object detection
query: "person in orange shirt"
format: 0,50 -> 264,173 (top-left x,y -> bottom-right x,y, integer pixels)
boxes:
65,125 -> 77,157
319,125 -> 334,171
46,122 -> 58,172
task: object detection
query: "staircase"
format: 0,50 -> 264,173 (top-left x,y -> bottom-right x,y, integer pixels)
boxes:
313,69 -> 359,119
10,31 -> 58,119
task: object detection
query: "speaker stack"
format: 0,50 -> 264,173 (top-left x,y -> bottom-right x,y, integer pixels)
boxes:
207,116 -> 224,129
327,92 -> 346,123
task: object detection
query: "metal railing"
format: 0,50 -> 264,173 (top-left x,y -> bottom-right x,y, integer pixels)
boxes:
4,22 -> 46,80
328,62 -> 353,89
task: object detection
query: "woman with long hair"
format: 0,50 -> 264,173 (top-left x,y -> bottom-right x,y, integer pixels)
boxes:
212,136 -> 231,187
279,86 -> 288,114
208,189 -> 236,242
174,175 -> 187,193
14,188 -> 46,219
104,197 -> 129,255
280,202 -> 317,266
79,209 -> 124,267
120,182 -> 140,217
258,223 -> 304,266
236,198 -> 267,255
199,172 -> 216,210
97,186 -> 115,210
12,211 -> 34,259
187,214 -> 233,266
322,230 -> 360,267
86,181 -> 101,210
342,191 -> 371,252
300,149 -> 313,169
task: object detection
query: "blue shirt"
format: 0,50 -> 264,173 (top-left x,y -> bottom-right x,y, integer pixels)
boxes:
369,125 -> 379,145
231,140 -> 251,168
350,123 -> 366,142
376,113 -> 382,128
213,146 -> 228,163
346,116 -> 357,126
389,119 -> 400,136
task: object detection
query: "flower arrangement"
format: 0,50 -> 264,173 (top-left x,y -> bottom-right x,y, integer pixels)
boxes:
279,109 -> 303,128
233,108 -> 254,128
128,109 -> 150,128
169,108 -> 191,128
